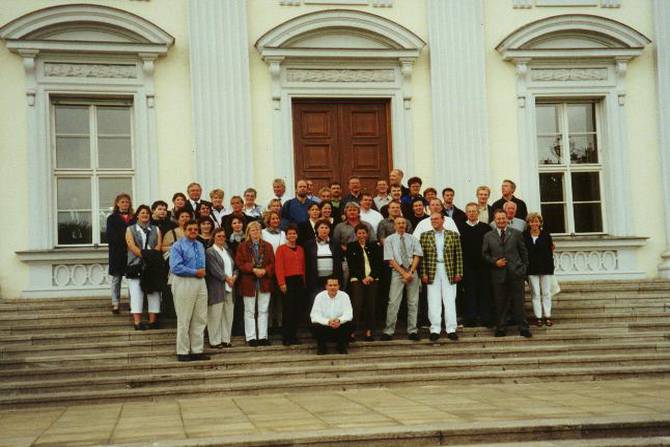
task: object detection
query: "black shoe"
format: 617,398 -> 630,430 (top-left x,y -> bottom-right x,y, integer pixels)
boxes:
176,354 -> 191,362
447,332 -> 459,341
247,339 -> 259,347
148,321 -> 160,330
364,334 -> 375,342
210,344 -> 225,349
190,353 -> 211,361
112,306 -> 120,315
429,332 -> 440,342
408,332 -> 421,341
259,338 -> 272,346
222,343 -> 232,348
133,322 -> 147,331
520,329 -> 533,338
494,330 -> 506,337
337,344 -> 348,354
317,344 -> 327,355
380,333 -> 393,341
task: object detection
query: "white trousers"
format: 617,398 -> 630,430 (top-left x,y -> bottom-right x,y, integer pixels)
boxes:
528,274 -> 553,318
244,292 -> 270,341
207,292 -> 234,345
427,263 -> 458,334
128,278 -> 161,314
172,276 -> 208,355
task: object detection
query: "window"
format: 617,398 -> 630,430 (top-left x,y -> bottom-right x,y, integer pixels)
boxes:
536,101 -> 603,234
53,100 -> 134,245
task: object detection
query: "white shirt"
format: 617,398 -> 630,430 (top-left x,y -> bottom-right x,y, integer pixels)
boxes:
261,228 -> 286,254
212,244 -> 234,292
373,194 -> 392,210
211,207 -> 230,227
412,216 -> 460,241
310,290 -> 353,326
360,207 -> 384,233
434,230 -> 445,263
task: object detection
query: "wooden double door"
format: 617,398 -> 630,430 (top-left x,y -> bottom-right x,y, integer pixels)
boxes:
292,99 -> 392,195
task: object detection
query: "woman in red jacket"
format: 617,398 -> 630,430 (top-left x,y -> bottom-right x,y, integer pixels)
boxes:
235,221 -> 275,347
275,224 -> 306,346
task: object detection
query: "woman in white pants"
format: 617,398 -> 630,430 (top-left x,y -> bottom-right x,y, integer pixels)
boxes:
125,205 -> 162,330
523,212 -> 555,327
235,221 -> 275,347
205,228 -> 237,348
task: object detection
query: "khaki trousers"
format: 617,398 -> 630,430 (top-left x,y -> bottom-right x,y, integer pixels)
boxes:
172,276 -> 208,355
207,291 -> 234,346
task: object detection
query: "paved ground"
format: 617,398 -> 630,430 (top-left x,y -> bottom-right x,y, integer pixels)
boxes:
2,378 -> 669,447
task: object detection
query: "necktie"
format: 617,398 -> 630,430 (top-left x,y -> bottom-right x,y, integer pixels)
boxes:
400,234 -> 410,268
500,229 -> 506,244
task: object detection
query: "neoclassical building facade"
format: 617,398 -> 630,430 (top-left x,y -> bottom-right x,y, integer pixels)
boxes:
0,0 -> 668,298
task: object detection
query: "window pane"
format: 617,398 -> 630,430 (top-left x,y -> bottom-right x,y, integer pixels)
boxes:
539,173 -> 564,202
98,137 -> 132,168
97,107 -> 131,135
537,136 -> 562,165
571,172 -> 601,201
99,178 -> 133,243
568,103 -> 595,133
540,204 -> 566,234
56,136 -> 90,169
569,135 -> 598,164
55,106 -> 89,134
574,203 -> 603,233
536,104 -> 559,134
57,178 -> 91,210
58,211 -> 92,245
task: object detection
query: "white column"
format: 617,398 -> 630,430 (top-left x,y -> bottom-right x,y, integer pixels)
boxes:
426,0 -> 490,201
654,0 -> 670,278
188,0 -> 253,194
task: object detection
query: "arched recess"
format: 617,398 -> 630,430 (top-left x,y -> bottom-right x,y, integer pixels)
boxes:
1,4 -> 174,297
255,9 -> 425,185
496,14 -> 650,279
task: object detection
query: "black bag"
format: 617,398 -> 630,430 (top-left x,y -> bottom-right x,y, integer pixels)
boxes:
125,260 -> 144,279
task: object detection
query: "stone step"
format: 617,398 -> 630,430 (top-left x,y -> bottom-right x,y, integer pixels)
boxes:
450,437 -> 670,447
3,328 -> 666,361
2,363 -> 669,408
3,328 -> 667,367
2,337 -> 667,380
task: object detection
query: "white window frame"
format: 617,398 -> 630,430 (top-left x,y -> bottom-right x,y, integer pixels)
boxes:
536,100 -> 606,235
51,99 -> 136,247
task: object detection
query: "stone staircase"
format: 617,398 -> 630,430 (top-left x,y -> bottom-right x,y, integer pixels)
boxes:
1,280 -> 669,412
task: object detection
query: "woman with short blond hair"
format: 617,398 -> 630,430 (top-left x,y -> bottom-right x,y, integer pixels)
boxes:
523,212 -> 556,327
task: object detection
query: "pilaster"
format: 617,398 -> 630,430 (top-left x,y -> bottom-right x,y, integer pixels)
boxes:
188,0 -> 254,194
426,0 -> 490,199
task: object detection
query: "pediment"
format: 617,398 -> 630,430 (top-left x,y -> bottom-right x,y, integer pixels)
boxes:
523,32 -> 619,49
285,28 -> 397,50
26,23 -> 146,44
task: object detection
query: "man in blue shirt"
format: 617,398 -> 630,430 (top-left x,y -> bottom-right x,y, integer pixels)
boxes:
170,220 -> 210,362
281,179 -> 315,228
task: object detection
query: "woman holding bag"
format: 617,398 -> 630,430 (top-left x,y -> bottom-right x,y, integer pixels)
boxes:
206,228 -> 238,348
125,205 -> 163,330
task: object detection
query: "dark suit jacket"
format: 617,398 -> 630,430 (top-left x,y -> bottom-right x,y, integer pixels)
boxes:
297,220 -> 318,246
492,196 -> 528,221
106,212 -> 135,275
345,241 -> 383,281
482,227 -> 529,283
484,204 -> 495,223
523,230 -> 555,275
304,238 -> 343,294
444,206 -> 466,227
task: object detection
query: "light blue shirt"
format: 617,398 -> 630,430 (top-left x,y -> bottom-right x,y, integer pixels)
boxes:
170,237 -> 206,277
434,229 -> 445,263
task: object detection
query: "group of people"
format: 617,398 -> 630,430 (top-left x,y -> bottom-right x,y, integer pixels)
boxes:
106,169 -> 556,360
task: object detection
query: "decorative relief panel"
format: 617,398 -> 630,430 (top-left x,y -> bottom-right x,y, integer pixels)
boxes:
52,263 -> 110,287
44,63 -> 137,79
554,250 -> 618,273
286,69 -> 395,83
531,68 -> 608,81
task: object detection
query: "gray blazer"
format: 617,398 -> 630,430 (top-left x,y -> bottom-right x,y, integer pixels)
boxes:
482,227 -> 529,284
205,245 -> 238,306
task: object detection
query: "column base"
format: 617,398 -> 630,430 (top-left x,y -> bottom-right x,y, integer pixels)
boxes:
658,249 -> 670,279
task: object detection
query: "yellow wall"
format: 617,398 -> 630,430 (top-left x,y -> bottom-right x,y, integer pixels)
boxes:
0,0 -> 665,297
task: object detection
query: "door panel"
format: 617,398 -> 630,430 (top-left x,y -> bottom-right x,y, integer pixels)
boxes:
293,99 -> 390,196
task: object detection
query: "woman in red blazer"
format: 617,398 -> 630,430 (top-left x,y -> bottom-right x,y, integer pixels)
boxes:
235,221 -> 275,347
275,224 -> 306,346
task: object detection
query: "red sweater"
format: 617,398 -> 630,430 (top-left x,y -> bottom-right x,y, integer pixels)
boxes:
274,244 -> 306,287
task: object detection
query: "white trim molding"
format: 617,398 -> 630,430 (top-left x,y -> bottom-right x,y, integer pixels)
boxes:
496,15 -> 650,239
654,0 -> 670,278
1,5 -> 174,298
188,0 -> 254,195
255,10 -> 425,186
553,236 -> 647,280
427,0 -> 490,199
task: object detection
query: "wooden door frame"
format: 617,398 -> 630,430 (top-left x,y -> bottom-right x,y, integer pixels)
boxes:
291,97 -> 393,185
